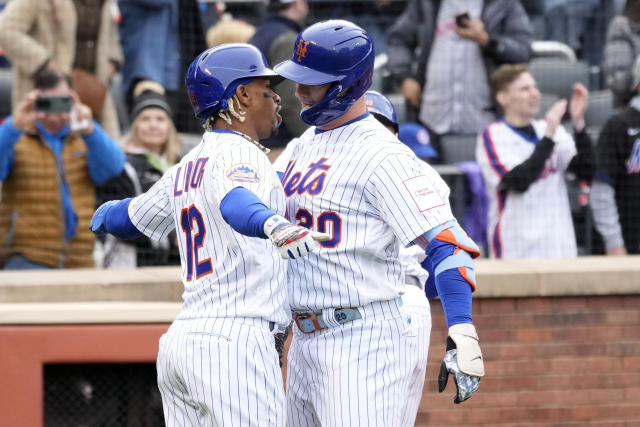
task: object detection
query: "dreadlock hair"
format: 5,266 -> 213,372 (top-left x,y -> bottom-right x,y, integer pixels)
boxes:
203,94 -> 247,131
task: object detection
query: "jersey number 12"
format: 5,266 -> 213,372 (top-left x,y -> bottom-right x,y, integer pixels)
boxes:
180,205 -> 213,281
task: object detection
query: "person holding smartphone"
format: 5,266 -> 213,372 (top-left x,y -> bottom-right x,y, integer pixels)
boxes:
386,0 -> 533,161
0,68 -> 125,269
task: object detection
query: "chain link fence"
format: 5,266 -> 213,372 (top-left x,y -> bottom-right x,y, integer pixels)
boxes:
44,363 -> 164,427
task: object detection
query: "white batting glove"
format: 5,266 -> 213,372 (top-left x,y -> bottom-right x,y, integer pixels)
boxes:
438,323 -> 484,404
264,214 -> 330,259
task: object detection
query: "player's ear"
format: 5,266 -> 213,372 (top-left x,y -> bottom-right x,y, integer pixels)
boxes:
235,84 -> 252,107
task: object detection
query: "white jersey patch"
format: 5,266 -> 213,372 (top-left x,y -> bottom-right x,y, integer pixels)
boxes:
404,175 -> 447,212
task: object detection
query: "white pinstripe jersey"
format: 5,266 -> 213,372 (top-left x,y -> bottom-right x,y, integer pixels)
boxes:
476,119 -> 577,259
399,245 -> 428,289
129,130 -> 290,325
278,114 -> 454,311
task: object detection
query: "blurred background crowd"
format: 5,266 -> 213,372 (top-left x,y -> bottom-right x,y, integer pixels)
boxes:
0,0 -> 638,272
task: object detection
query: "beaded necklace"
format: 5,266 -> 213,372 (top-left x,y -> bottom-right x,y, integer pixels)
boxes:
235,131 -> 271,154
213,129 -> 271,154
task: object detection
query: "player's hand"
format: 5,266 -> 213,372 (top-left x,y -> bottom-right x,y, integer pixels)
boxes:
264,214 -> 330,259
90,200 -> 119,234
544,99 -> 567,139
401,77 -> 422,109
569,83 -> 588,132
438,323 -> 484,404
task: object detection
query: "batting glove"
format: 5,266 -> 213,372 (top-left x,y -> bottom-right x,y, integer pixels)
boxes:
438,323 -> 484,404
264,214 -> 330,259
90,200 -> 119,235
273,324 -> 291,367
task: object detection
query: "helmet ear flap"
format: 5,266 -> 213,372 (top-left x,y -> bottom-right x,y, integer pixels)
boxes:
337,86 -> 351,99
300,84 -> 342,125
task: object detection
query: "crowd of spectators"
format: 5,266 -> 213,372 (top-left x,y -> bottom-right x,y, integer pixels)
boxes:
0,0 -> 638,269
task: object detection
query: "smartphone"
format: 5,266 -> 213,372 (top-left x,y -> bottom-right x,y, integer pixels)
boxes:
35,95 -> 72,114
455,12 -> 470,28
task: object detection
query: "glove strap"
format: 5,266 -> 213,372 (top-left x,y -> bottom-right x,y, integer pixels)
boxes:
449,323 -> 479,339
263,214 -> 289,238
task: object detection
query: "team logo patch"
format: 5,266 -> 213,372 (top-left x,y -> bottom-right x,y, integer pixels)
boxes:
296,39 -> 310,62
403,175 -> 445,212
227,163 -> 261,183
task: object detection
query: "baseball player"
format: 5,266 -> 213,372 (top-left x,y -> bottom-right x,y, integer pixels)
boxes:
274,20 -> 484,426
90,44 -> 327,427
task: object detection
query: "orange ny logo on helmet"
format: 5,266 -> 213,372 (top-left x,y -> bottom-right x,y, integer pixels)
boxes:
296,39 -> 310,62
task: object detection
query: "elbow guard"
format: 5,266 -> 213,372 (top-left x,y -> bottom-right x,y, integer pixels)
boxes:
424,220 -> 481,259
423,220 -> 480,291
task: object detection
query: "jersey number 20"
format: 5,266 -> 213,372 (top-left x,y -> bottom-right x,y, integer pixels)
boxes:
180,205 -> 213,281
295,209 -> 341,248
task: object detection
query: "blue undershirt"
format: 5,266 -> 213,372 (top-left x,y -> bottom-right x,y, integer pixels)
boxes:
219,187 -> 276,237
103,198 -> 143,240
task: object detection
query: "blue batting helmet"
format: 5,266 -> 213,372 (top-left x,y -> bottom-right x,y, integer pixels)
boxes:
186,43 -> 282,120
365,90 -> 398,132
274,20 -> 375,126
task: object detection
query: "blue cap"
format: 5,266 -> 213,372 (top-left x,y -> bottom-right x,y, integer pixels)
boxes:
398,122 -> 438,159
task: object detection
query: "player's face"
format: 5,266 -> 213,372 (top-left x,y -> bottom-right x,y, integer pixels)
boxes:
295,83 -> 332,110
248,77 -> 282,140
134,108 -> 171,155
501,72 -> 540,119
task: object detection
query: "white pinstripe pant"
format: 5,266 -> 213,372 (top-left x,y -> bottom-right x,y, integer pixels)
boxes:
286,298 -> 420,427
399,286 -> 432,426
156,317 -> 285,427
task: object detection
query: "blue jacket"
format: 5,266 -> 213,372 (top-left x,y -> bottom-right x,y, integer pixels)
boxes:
118,0 -> 181,94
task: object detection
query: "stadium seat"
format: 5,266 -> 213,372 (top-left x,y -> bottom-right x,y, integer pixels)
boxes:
440,133 -> 478,163
537,92 -> 560,118
585,89 -> 614,130
529,58 -> 589,100
530,40 -> 577,62
371,53 -> 388,93
0,67 -> 12,118
386,92 -> 406,125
